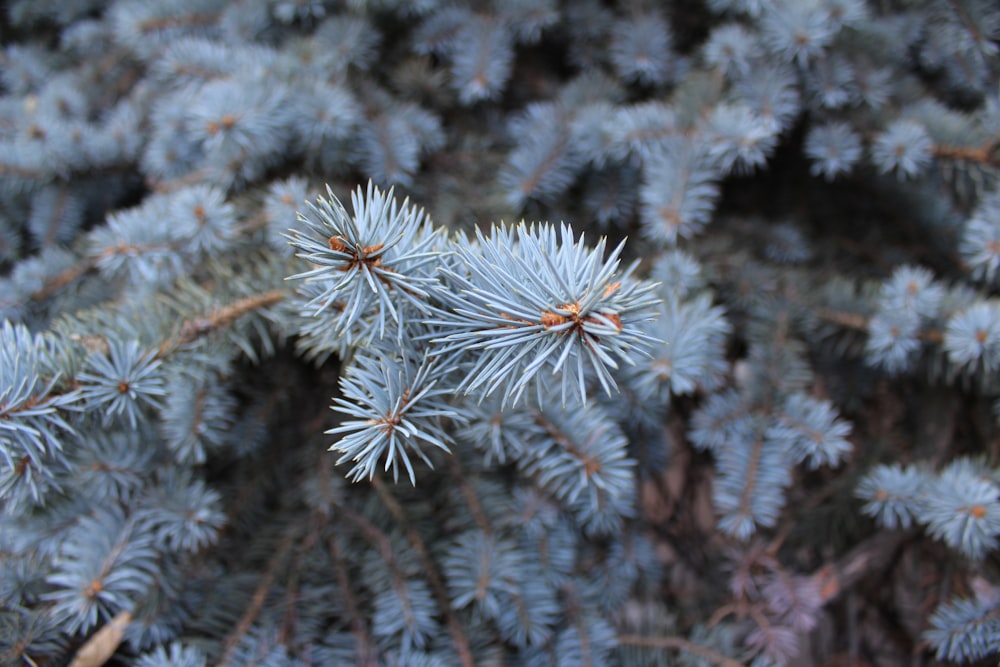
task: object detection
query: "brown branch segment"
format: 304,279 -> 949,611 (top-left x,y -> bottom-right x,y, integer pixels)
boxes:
158,289 -> 287,357
617,634 -> 745,667
933,142 -> 1000,169
216,528 -> 297,667
371,477 -> 476,667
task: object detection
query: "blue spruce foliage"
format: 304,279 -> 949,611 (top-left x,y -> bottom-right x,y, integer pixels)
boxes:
2,0 -> 1000,665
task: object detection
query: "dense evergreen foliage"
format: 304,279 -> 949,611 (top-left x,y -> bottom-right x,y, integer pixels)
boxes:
1,1 -> 999,665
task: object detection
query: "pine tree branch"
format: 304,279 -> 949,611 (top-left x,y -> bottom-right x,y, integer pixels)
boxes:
933,142 -> 1000,169
98,240 -> 177,263
737,434 -> 765,528
157,289 -> 287,357
816,307 -> 945,343
16,289 -> 288,417
336,503 -> 398,563
810,530 -> 908,604
37,185 -> 71,247
329,533 -> 379,666
149,168 -> 213,193
371,477 -> 476,667
314,461 -> 377,664
533,411 -> 603,482
944,0 -> 987,52
137,12 -> 220,34
815,307 -> 868,332
31,257 -> 98,302
337,500 -> 442,652
280,523 -> 317,647
447,455 -> 493,535
561,583 -> 596,667
27,208 -> 270,306
617,634 -> 745,667
0,163 -> 46,179
216,527 -> 298,667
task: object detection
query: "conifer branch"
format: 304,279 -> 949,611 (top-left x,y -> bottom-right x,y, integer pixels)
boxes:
31,257 -> 97,302
810,531 -> 908,604
336,503 -> 399,564
329,533 -> 379,666
137,12 -> 220,34
818,307 -> 946,342
933,143 -> 1000,169
616,634 -> 745,667
371,477 -> 476,667
944,0 -> 988,52
4,0 -> 1000,663
216,528 -> 298,667
280,524 -> 318,646
337,499 -> 445,656
534,411 -> 604,482
737,434 -> 765,527
315,443 -> 369,665
157,289 -> 287,357
447,455 -> 493,535
815,307 -> 868,332
0,164 -> 45,179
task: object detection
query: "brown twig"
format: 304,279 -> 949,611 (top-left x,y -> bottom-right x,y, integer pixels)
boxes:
216,527 -> 297,667
329,533 -> 379,666
335,503 -> 440,659
447,455 -> 492,535
30,257 -> 98,302
933,143 -> 1000,168
815,308 -> 868,332
371,477 -> 476,667
816,307 -> 945,343
617,634 -> 746,667
157,289 -> 287,357
811,531 -> 908,604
